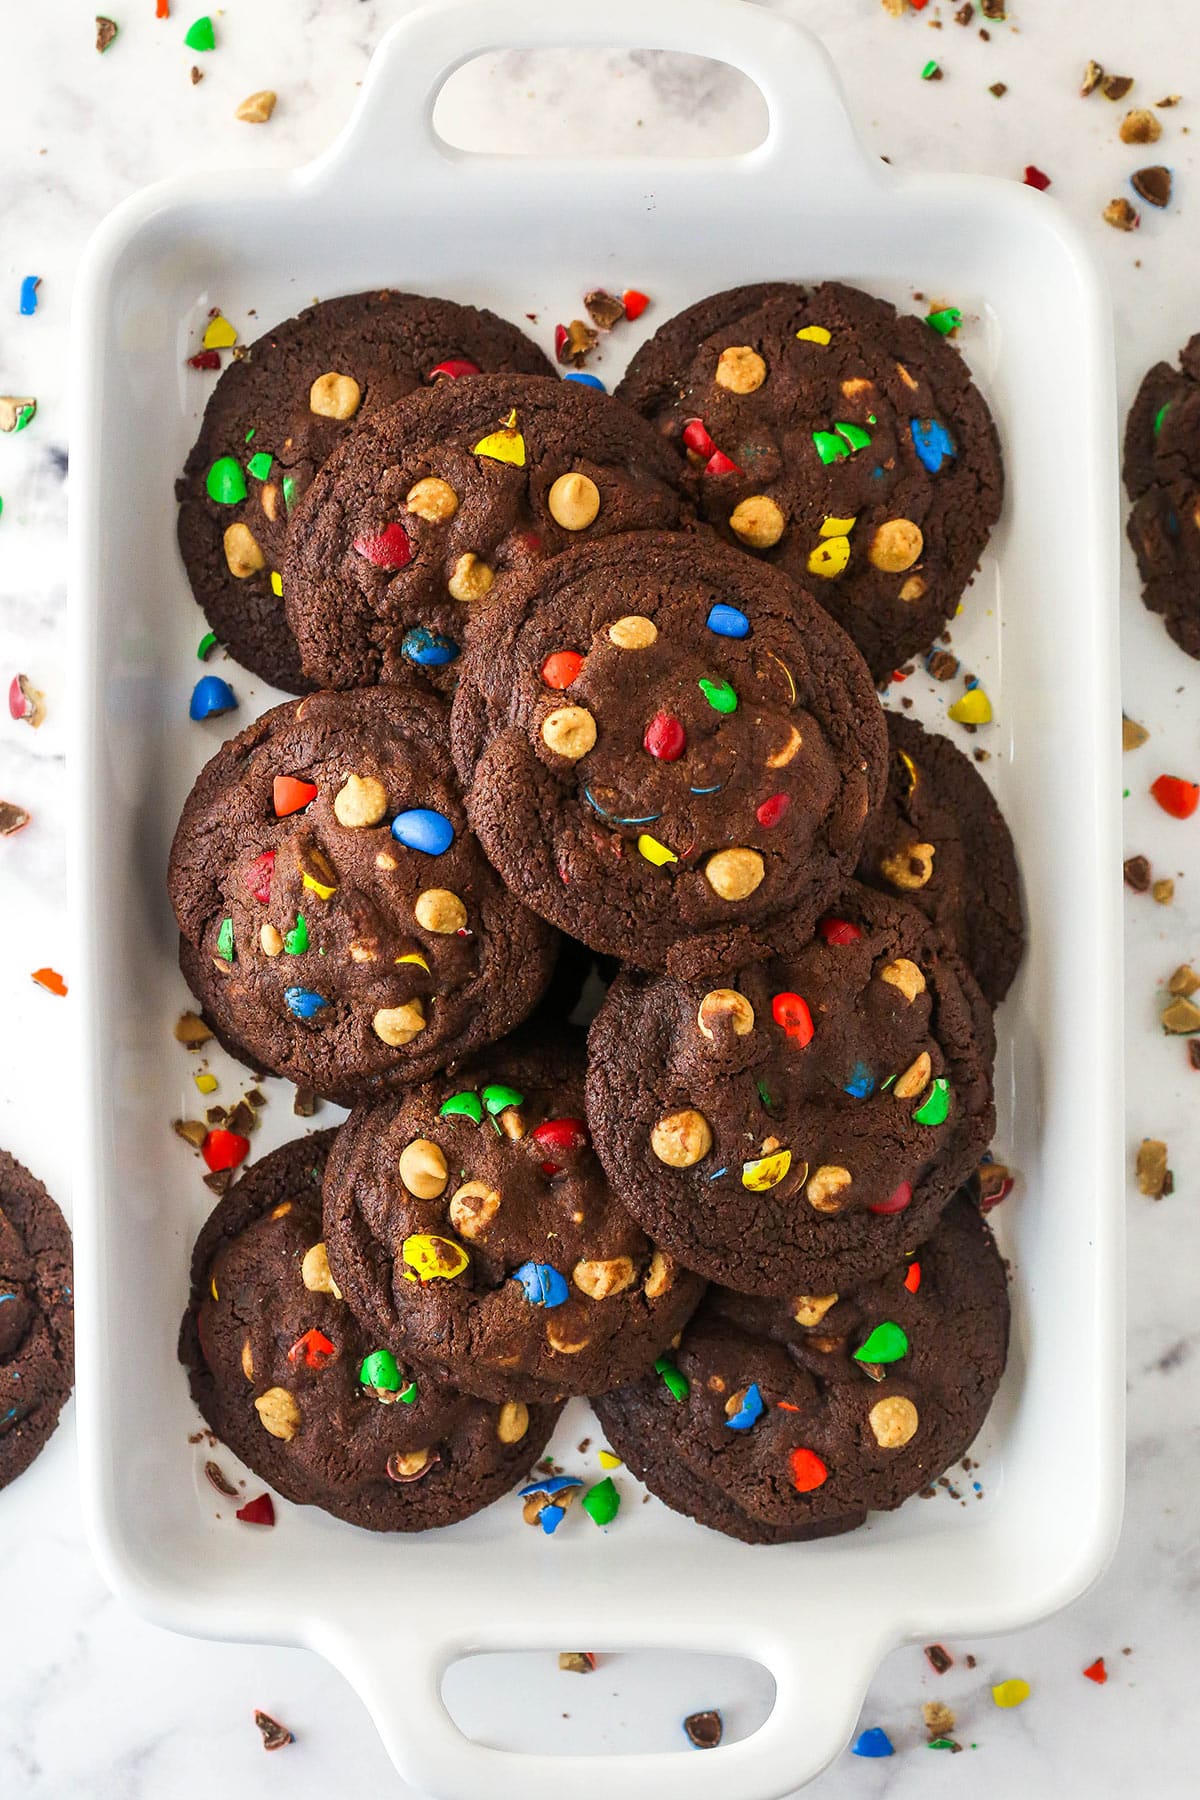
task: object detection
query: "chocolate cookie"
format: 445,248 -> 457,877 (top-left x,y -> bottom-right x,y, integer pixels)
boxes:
1124,334 -> 1200,659
168,683 -> 558,1105
857,712 -> 1023,1006
592,1195 -> 1008,1544
322,1037 -> 705,1404
586,883 -> 995,1296
615,281 -> 1003,682
281,374 -> 686,691
177,292 -> 554,691
179,1133 -> 561,1530
450,531 -> 887,967
0,1150 -> 73,1491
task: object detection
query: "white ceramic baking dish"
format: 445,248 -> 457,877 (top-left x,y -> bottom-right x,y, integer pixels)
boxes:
69,1 -> 1125,1794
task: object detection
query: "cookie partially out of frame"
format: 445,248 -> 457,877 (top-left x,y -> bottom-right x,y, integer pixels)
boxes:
0,1149 -> 74,1492
592,1195 -> 1008,1545
177,291 -> 554,691
282,374 -> 686,691
322,1036 -> 705,1404
1124,333 -> 1200,660
451,530 -> 887,968
167,682 -> 558,1105
586,883 -> 995,1297
616,281 -> 1003,682
856,711 -> 1023,1007
180,1133 -> 561,1530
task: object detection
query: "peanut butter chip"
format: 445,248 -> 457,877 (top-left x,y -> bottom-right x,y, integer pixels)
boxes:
715,345 -> 767,394
899,575 -> 928,602
869,519 -> 924,573
541,705 -> 596,760
573,1256 -> 636,1300
333,773 -> 388,829
223,521 -> 265,579
259,922 -> 284,957
235,89 -> 277,124
309,371 -> 361,421
793,1292 -> 839,1327
548,471 -> 601,531
497,1400 -> 529,1444
301,1241 -> 342,1298
448,1181 -> 501,1239
643,1249 -> 673,1299
765,724 -> 803,768
806,1165 -> 852,1213
651,1108 -> 713,1168
609,614 -> 657,649
398,1137 -> 448,1199
879,958 -> 926,1002
405,476 -> 458,522
373,1001 -> 426,1046
447,552 -> 494,603
240,1338 -> 254,1379
253,1386 -> 301,1441
705,847 -> 764,901
547,1325 -> 590,1354
259,483 -> 280,523
415,888 -> 466,934
869,1394 -> 919,1448
894,1051 -> 932,1101
729,494 -> 786,549
697,988 -> 755,1039
879,842 -> 935,890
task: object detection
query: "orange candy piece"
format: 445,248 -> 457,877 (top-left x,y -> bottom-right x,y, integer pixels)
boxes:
31,967 -> 67,997
904,1261 -> 922,1294
541,650 -> 584,690
273,775 -> 318,817
789,1446 -> 829,1492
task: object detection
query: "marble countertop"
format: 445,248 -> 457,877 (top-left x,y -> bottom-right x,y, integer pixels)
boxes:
1,1 -> 1197,1794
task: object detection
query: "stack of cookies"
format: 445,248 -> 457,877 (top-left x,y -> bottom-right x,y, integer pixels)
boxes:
171,281 -> 1021,1542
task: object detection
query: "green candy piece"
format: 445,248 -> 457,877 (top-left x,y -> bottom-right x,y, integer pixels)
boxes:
13,403 -> 35,434
582,1476 -> 620,1527
282,475 -> 298,509
1153,402 -> 1171,437
205,455 -> 247,505
284,913 -> 308,955
216,916 -> 234,962
698,676 -> 737,714
756,1078 -> 776,1112
398,1380 -> 418,1405
440,1090 -> 483,1123
912,1076 -> 950,1127
655,1354 -> 689,1402
921,59 -> 940,80
359,1348 -> 401,1392
184,15 -> 216,53
835,420 -> 872,451
926,308 -> 962,337
482,1083 -> 524,1115
854,1321 -> 909,1365
246,451 -> 273,481
812,429 -> 849,465
197,630 -> 219,661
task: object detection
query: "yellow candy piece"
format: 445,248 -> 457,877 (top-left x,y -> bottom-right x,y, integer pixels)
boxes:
598,1450 -> 623,1469
301,870 -> 337,901
270,570 -> 283,597
762,649 -> 796,706
472,409 -> 526,467
819,515 -> 856,536
898,749 -> 919,796
202,314 -> 238,350
992,1679 -> 1030,1710
807,535 -> 851,579
637,833 -> 678,867
194,1071 -> 218,1094
210,1277 -> 219,1301
395,952 -> 430,972
401,1233 -> 470,1283
795,325 -> 832,345
947,685 -> 993,725
742,1148 -> 792,1191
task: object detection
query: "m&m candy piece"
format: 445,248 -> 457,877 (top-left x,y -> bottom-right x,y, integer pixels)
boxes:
402,1234 -> 470,1282
353,522 -> 412,569
513,1261 -> 569,1307
243,850 -> 275,903
216,916 -> 235,962
724,1382 -> 765,1431
531,1117 -> 590,1154
189,675 -> 237,721
1150,774 -> 1200,818
854,1321 -> 909,1364
948,684 -> 993,725
844,1060 -> 874,1099
202,1127 -> 249,1173
644,711 -> 686,761
912,1077 -> 950,1127
273,776 -> 318,817
582,1476 -> 620,1526
655,1354 -> 689,1401
812,429 -> 849,465
795,325 -> 832,345
359,1348 -> 402,1391
235,1494 -> 275,1526
440,1091 -> 483,1123
904,1260 -> 922,1293
542,650 -> 584,689
246,451 -> 273,482
851,1728 -> 894,1759
835,420 -> 871,452
808,535 -> 851,579
472,411 -> 525,466
289,1328 -> 335,1369
637,833 -> 678,867
401,627 -> 458,667
910,417 -> 956,473
992,1679 -> 1031,1710
698,676 -> 737,714
742,1148 -> 791,1190
562,372 -> 606,391
284,986 -> 327,1019
482,1083 -> 524,1115
704,450 -> 741,476
681,418 -> 717,459
391,808 -> 454,855
706,603 -> 750,639
869,1179 -> 913,1216
789,1447 -> 828,1492
756,793 -> 790,829
428,358 -> 481,381
622,288 -> 650,321
772,992 -> 814,1046
818,915 -> 862,945
205,456 -> 246,504
283,914 -> 308,955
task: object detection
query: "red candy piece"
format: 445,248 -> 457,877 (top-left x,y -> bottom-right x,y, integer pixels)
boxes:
554,324 -> 570,362
273,776 -> 318,817
704,450 -> 742,476
789,1447 -> 828,1493
909,0 -> 929,9
772,992 -> 814,1046
288,1327 -> 335,1369
644,711 -> 687,762
541,650 -> 584,690
904,1260 -> 922,1294
202,1128 -> 250,1174
353,522 -> 412,570
187,349 -> 221,371
622,289 -> 650,321
1083,1658 -> 1108,1685
532,1117 -> 590,1155
514,529 -> 543,556
979,1170 -> 1015,1212
681,418 -> 716,459
818,916 -> 862,945
756,793 -> 790,829
1150,774 -> 1200,819
428,358 -> 480,381
244,849 -> 276,904
869,1179 -> 913,1216
235,1494 -> 276,1527
1024,165 -> 1052,191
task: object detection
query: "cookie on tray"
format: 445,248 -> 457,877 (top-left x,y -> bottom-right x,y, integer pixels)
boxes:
282,374 -> 687,691
592,1195 -> 1009,1545
1123,333 -> 1200,660
0,1150 -> 74,1491
177,291 -> 555,692
322,1036 -> 705,1404
168,683 -> 558,1106
856,711 -> 1023,1007
179,1133 -> 561,1530
615,281 -> 1003,682
585,882 -> 995,1297
450,530 -> 887,967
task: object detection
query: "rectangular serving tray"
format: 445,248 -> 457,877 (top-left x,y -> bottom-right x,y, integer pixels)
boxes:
69,2 -> 1125,1794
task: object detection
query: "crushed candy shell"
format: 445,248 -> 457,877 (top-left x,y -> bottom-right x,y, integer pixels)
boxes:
852,1727 -> 894,1758
235,1494 -> 275,1526
992,1678 -> 1031,1710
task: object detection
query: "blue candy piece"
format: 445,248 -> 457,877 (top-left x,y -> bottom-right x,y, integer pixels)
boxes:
909,417 -> 956,474
706,602 -> 751,639
852,1728 -> 894,1759
19,276 -> 40,316
689,783 -> 724,796
283,986 -> 328,1020
844,1060 -> 875,1100
513,1261 -> 569,1308
519,1476 -> 581,1498
188,675 -> 237,721
401,627 -> 459,668
391,807 -> 455,855
724,1381 -> 765,1432
537,1503 -> 566,1534
582,785 -> 661,827
563,371 -> 607,391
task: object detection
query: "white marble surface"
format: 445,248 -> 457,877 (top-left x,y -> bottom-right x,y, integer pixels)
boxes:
1,0 -> 1197,1794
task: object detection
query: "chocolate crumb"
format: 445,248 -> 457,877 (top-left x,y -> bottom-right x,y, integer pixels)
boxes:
557,319 -> 598,367
980,0 -> 1005,15
966,1654 -> 977,1669
254,1712 -> 293,1752
293,1085 -> 318,1118
191,66 -> 204,85
1188,1040 -> 1200,1071
0,801 -> 31,836
1156,95 -> 1182,108
584,290 -> 625,331
1101,74 -> 1134,102
205,1460 -> 239,1497
1132,165 -> 1172,207
955,3 -> 974,22
925,1643 -> 954,1674
989,82 -> 1007,98
173,1118 -> 207,1150
203,1168 -> 233,1197
926,649 -> 959,681
1123,854 -> 1151,892
684,1710 -> 723,1749
95,17 -> 118,53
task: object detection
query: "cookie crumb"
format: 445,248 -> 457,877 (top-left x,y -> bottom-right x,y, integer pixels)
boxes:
1081,60 -> 1105,97
925,1643 -> 954,1674
1101,74 -> 1134,102
924,1699 -> 956,1737
1123,854 -> 1151,892
254,1711 -> 293,1752
1135,1137 -> 1172,1198
95,17 -> 118,53
583,290 -> 625,332
558,1652 -> 596,1674
1103,197 -> 1141,231
1152,878 -> 1174,904
1122,714 -> 1149,750
1132,166 -> 1172,208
